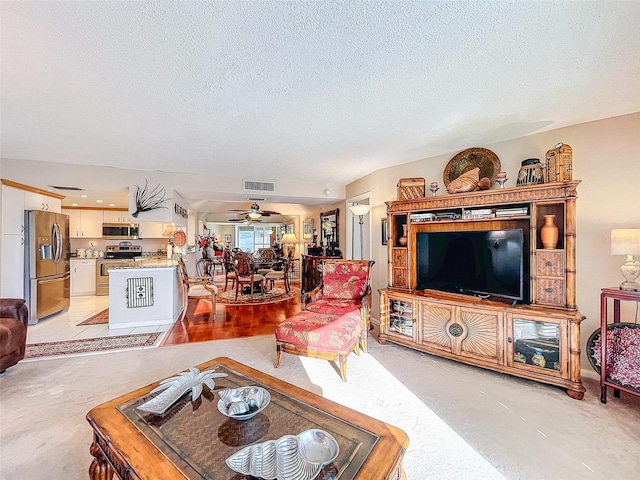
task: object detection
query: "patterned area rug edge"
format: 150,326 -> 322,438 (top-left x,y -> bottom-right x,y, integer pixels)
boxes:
25,332 -> 162,358
217,286 -> 301,305
77,308 -> 109,326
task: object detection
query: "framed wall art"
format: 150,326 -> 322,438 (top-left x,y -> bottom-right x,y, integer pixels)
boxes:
303,218 -> 314,239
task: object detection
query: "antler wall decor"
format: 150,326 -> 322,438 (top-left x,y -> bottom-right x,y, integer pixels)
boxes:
131,179 -> 169,218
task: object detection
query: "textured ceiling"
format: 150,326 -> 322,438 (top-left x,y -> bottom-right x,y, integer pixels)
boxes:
1,1 -> 639,211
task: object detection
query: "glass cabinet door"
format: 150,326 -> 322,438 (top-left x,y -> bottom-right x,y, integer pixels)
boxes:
510,317 -> 562,373
388,298 -> 414,339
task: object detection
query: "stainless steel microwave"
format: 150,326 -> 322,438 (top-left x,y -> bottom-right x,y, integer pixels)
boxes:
102,223 -> 139,239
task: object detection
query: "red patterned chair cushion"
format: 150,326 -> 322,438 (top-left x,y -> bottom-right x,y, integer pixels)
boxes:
304,298 -> 362,316
321,261 -> 371,300
275,311 -> 362,354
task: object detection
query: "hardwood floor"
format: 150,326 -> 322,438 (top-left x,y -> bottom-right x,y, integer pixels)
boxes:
161,282 -> 303,346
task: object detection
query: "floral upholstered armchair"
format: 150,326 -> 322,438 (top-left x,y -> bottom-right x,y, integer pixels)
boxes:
302,259 -> 375,352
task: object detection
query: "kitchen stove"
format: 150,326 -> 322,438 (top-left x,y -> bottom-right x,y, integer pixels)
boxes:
96,243 -> 142,295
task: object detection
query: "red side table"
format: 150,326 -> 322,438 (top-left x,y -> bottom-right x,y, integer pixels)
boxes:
599,287 -> 640,403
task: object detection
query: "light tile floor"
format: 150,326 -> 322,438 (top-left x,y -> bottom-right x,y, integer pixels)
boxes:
26,295 -> 171,344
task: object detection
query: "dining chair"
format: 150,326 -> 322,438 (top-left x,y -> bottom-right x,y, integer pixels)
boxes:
256,248 -> 279,275
232,251 -> 265,300
222,247 -> 237,291
177,257 -> 217,321
264,255 -> 292,293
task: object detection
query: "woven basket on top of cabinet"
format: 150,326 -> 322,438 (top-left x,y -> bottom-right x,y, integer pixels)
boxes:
397,178 -> 425,200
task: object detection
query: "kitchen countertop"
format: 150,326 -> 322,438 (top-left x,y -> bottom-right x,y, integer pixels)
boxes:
109,258 -> 178,269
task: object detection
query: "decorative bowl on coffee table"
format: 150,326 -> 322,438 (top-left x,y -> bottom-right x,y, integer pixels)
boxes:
217,386 -> 271,420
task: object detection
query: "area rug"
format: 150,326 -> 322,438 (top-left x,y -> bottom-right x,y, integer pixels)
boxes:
217,286 -> 301,305
77,308 -> 109,325
25,332 -> 162,358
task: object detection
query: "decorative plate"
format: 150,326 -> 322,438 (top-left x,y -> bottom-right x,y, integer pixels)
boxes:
173,229 -> 187,247
586,323 -> 640,375
443,148 -> 501,188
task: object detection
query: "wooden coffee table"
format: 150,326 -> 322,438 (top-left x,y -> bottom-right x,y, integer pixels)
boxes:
87,357 -> 408,479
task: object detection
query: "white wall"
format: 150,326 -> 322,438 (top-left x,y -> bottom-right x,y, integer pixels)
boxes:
347,112 -> 640,368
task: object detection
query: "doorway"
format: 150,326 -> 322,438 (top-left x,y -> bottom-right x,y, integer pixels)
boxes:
347,192 -> 372,260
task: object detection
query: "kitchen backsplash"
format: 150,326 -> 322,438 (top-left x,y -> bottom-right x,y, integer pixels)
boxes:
70,238 -> 170,256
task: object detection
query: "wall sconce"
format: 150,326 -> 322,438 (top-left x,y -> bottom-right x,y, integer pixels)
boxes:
611,228 -> 640,291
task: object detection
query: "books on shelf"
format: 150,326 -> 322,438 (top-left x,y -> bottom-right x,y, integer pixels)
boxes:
495,207 -> 529,217
463,208 -> 495,219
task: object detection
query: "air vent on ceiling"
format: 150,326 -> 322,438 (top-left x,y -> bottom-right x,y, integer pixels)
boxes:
48,185 -> 85,191
243,180 -> 275,193
247,197 -> 266,201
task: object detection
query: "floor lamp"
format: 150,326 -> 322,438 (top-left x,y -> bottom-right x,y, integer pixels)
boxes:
349,203 -> 371,259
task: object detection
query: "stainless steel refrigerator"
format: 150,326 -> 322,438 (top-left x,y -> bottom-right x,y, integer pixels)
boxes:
24,210 -> 71,324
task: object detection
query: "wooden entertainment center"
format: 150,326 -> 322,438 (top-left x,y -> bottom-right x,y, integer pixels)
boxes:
379,181 -> 586,399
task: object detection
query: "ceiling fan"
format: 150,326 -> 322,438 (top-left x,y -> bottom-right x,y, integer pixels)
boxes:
227,215 -> 263,225
228,202 -> 281,220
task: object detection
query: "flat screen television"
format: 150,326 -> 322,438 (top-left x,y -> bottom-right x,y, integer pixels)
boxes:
416,228 -> 527,303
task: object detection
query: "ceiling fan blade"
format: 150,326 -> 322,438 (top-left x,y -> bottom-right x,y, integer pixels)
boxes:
261,210 -> 281,215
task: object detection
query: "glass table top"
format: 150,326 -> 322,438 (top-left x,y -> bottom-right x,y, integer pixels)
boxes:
117,363 -> 379,479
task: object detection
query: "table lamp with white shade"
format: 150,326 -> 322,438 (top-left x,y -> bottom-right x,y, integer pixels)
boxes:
280,232 -> 298,257
611,228 -> 640,291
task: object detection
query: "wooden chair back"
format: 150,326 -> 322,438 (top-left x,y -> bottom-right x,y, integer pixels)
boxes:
233,251 -> 255,277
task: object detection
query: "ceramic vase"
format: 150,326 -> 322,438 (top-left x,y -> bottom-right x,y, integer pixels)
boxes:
540,215 -> 559,249
398,224 -> 408,246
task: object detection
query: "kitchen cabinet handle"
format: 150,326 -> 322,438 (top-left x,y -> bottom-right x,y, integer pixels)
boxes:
546,261 -> 553,267
545,287 -> 554,293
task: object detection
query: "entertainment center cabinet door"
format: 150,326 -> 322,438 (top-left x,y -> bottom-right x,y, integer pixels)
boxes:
456,306 -> 503,365
506,314 -> 568,378
418,301 -> 502,365
418,301 -> 456,355
380,291 -> 417,343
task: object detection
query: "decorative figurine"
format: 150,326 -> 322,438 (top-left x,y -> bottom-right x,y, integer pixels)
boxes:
495,171 -> 508,189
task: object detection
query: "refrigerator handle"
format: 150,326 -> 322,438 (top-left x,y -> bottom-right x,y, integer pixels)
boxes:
52,222 -> 62,263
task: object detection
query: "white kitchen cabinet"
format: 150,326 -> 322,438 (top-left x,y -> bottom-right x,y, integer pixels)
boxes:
71,258 -> 96,296
64,209 -> 104,238
103,210 -> 130,223
1,186 -> 25,235
138,221 -> 166,238
24,192 -> 61,213
0,234 -> 25,298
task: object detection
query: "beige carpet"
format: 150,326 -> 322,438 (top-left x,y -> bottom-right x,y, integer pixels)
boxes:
1,335 -> 639,479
